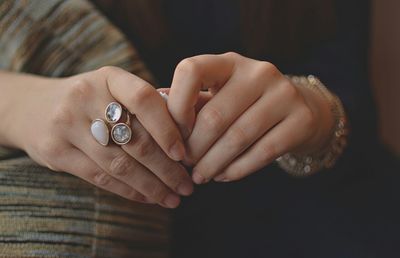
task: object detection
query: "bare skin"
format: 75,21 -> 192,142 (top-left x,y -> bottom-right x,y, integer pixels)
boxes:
167,52 -> 334,183
0,67 -> 193,208
0,52 -> 335,207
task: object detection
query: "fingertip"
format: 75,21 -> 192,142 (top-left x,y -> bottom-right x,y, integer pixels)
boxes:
192,170 -> 206,184
162,193 -> 181,208
169,140 -> 186,161
177,180 -> 194,196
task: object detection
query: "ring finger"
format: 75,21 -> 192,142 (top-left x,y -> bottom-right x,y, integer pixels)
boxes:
71,120 -> 181,208
122,115 -> 194,196
57,147 -> 150,203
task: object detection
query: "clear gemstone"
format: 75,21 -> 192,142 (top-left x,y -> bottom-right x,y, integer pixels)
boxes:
105,102 -> 122,123
111,123 -> 131,144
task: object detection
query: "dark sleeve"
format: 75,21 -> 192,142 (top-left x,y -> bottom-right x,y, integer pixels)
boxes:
288,0 -> 378,158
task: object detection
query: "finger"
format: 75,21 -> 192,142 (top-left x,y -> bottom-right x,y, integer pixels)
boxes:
59,147 -> 150,204
184,60 -> 283,164
158,88 -> 213,115
214,111 -> 311,182
168,53 -> 235,138
122,115 -> 194,196
103,66 -> 185,161
191,89 -> 290,184
71,126 -> 181,208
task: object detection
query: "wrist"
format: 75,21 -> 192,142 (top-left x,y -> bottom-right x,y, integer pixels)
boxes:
293,76 -> 335,154
277,75 -> 349,176
0,71 -> 57,150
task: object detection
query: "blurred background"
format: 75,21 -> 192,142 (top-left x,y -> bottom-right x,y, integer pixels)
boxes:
93,0 -> 400,158
371,0 -> 400,157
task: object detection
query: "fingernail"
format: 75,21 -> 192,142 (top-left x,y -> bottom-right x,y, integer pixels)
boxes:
163,193 -> 181,208
214,174 -> 230,182
177,181 -> 194,196
192,171 -> 206,184
169,140 -> 185,161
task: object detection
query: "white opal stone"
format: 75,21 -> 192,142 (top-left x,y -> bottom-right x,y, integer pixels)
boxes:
91,119 -> 109,146
105,102 -> 122,123
111,123 -> 132,145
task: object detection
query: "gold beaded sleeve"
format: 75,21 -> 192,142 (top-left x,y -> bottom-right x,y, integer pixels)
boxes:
276,75 -> 349,176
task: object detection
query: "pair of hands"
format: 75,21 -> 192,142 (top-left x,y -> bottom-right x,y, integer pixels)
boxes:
12,52 -> 333,208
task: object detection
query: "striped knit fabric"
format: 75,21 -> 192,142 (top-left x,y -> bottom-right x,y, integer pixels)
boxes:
0,0 -> 169,257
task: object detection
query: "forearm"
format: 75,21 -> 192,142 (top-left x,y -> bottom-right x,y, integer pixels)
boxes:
0,70 -> 54,149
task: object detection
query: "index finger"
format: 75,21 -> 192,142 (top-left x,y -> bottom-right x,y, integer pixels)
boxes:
168,53 -> 236,138
102,66 -> 185,161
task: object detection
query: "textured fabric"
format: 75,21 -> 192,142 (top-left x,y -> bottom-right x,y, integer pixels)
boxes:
0,157 -> 169,258
0,0 -> 168,257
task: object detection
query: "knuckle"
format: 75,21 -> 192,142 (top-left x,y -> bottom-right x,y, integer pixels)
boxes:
130,82 -> 155,106
143,181 -> 168,202
134,136 -> 155,158
126,190 -> 145,202
50,101 -> 75,128
94,171 -> 112,186
254,61 -> 280,79
175,58 -> 202,77
198,106 -> 224,133
66,78 -> 93,102
110,154 -> 133,177
225,126 -> 248,150
222,51 -> 241,59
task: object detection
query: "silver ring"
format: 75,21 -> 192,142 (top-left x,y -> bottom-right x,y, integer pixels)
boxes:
91,101 -> 133,146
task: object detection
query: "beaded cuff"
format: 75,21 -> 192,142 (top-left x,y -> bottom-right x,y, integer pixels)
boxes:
276,75 -> 349,177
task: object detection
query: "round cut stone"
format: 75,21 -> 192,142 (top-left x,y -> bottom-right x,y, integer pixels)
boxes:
111,123 -> 132,145
105,102 -> 122,123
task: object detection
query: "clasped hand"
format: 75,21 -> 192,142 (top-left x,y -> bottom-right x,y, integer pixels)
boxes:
17,52 -> 333,208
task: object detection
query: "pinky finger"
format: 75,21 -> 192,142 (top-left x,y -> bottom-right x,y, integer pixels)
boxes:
60,148 -> 151,204
214,114 -> 307,182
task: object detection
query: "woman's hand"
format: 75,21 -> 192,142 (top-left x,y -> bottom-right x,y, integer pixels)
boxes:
167,52 -> 334,183
3,67 -> 193,208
